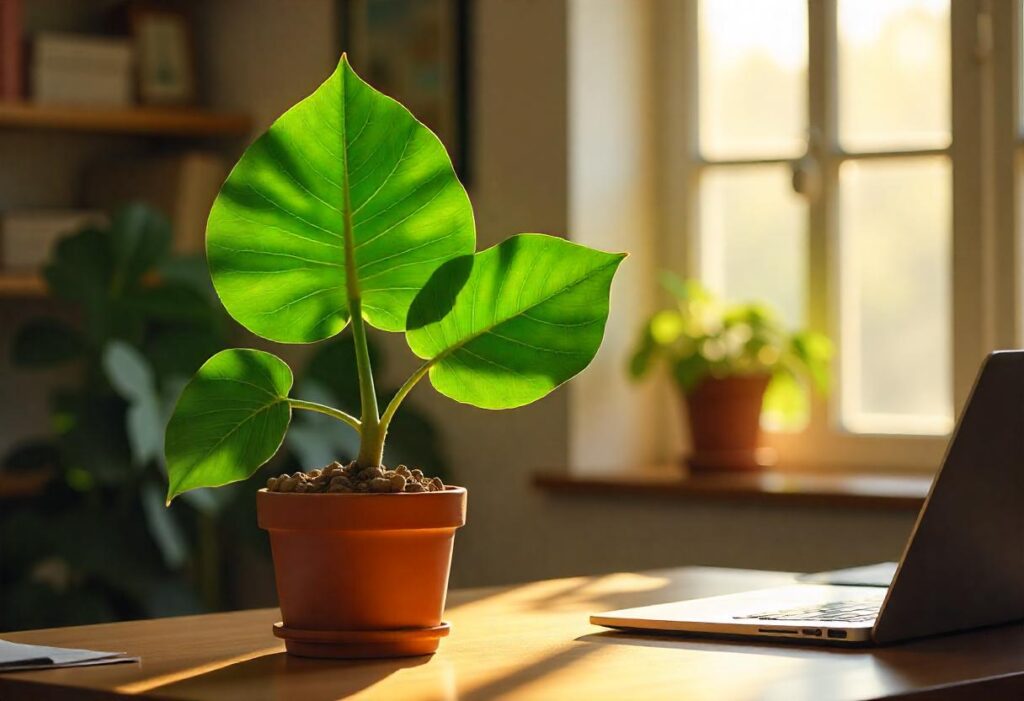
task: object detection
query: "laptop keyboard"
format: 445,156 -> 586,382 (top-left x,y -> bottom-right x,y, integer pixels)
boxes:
736,598 -> 883,623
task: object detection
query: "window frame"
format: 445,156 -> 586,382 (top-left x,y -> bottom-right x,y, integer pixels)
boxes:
664,0 -> 1014,472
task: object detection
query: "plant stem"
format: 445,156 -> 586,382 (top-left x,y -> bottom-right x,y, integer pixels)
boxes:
380,360 -> 432,434
340,87 -> 382,468
349,304 -> 384,467
287,398 -> 361,431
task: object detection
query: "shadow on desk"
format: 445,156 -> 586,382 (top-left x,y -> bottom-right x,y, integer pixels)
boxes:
137,652 -> 432,701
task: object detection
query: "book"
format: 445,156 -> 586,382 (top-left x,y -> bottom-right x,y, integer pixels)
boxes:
0,210 -> 107,271
0,0 -> 23,100
83,152 -> 228,254
31,32 -> 134,106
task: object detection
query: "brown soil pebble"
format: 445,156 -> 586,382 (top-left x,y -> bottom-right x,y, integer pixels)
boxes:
265,460 -> 445,494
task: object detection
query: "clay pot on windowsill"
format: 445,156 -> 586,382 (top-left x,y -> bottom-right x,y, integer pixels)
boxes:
683,374 -> 777,471
257,486 -> 467,659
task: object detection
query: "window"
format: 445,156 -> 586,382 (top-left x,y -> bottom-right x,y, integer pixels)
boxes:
678,0 -> 1003,469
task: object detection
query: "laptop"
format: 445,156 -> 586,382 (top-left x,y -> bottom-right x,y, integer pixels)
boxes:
592,351 -> 1024,645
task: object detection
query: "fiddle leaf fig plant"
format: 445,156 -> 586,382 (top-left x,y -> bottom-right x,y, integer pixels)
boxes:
164,56 -> 625,503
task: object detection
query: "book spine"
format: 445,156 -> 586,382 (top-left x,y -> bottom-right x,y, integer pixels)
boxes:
0,0 -> 24,101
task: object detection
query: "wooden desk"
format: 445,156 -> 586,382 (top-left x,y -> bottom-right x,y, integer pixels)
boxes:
3,567 -> 1024,700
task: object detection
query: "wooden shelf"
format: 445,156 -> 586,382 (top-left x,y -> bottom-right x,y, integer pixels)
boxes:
0,468 -> 53,499
534,466 -> 932,510
0,101 -> 251,137
0,272 -> 48,297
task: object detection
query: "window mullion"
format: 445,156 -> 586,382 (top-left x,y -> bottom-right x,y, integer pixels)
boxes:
950,0 -> 999,413
807,0 -> 837,437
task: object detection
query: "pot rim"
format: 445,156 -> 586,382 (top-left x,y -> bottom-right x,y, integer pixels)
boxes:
257,485 -> 467,498
257,485 -> 467,532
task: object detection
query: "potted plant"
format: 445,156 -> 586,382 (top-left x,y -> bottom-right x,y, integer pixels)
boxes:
163,55 -> 625,659
629,275 -> 830,471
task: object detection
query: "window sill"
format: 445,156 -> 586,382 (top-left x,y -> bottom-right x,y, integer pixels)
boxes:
532,467 -> 930,511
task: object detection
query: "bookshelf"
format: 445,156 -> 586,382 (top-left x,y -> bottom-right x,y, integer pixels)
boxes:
0,101 -> 251,137
0,272 -> 46,297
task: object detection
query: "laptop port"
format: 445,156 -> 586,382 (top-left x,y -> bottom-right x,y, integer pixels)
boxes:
757,628 -> 798,635
802,628 -> 822,637
827,629 -> 848,639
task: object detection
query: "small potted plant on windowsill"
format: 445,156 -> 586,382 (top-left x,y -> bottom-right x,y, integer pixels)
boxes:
629,275 -> 830,472
163,55 -> 624,659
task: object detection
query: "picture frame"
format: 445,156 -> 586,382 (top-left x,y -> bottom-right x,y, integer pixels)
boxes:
129,3 -> 197,106
339,0 -> 472,182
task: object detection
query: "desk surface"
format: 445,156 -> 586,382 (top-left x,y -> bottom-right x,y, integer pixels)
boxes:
3,566 -> 1024,701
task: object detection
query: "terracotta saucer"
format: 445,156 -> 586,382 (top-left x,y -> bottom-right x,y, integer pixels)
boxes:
272,621 -> 451,659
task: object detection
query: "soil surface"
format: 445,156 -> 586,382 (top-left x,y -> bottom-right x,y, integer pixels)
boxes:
265,461 -> 444,494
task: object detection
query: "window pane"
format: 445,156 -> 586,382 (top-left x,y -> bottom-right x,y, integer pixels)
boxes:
838,0 -> 950,152
699,165 -> 806,328
698,0 -> 807,160
839,157 -> 952,434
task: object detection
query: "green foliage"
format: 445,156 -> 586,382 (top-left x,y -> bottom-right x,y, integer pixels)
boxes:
406,234 -> 625,409
1,205 -> 242,631
165,349 -> 293,503
165,55 -> 624,500
629,275 -> 832,423
207,55 -> 475,342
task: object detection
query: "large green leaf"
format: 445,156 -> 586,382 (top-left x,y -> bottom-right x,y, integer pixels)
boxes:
406,234 -> 625,409
207,55 -> 475,342
165,349 -> 293,502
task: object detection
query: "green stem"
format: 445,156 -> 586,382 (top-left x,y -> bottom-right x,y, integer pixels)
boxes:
339,77 -> 382,468
288,398 -> 361,431
380,360 -> 432,433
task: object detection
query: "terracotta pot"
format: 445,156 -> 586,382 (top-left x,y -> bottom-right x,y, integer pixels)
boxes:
684,374 -> 776,471
257,486 -> 467,659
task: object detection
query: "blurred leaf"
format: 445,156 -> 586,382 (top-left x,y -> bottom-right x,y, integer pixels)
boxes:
141,482 -> 188,568
146,327 -> 224,380
650,309 -> 685,345
43,228 -> 112,338
126,283 -> 218,326
180,486 -> 234,516
629,326 -> 655,380
304,332 -> 381,414
103,342 -> 155,402
674,354 -> 709,394
764,367 -> 808,425
158,255 -> 217,300
790,331 -> 832,393
287,381 -> 360,469
52,391 -> 133,485
104,342 -> 163,465
109,204 -> 172,292
11,318 -> 85,368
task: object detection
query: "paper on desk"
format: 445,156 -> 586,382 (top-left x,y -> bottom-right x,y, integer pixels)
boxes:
0,639 -> 139,672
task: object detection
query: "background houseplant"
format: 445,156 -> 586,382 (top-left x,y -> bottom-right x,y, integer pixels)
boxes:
0,205 -> 242,630
630,275 -> 831,471
162,55 -> 624,658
